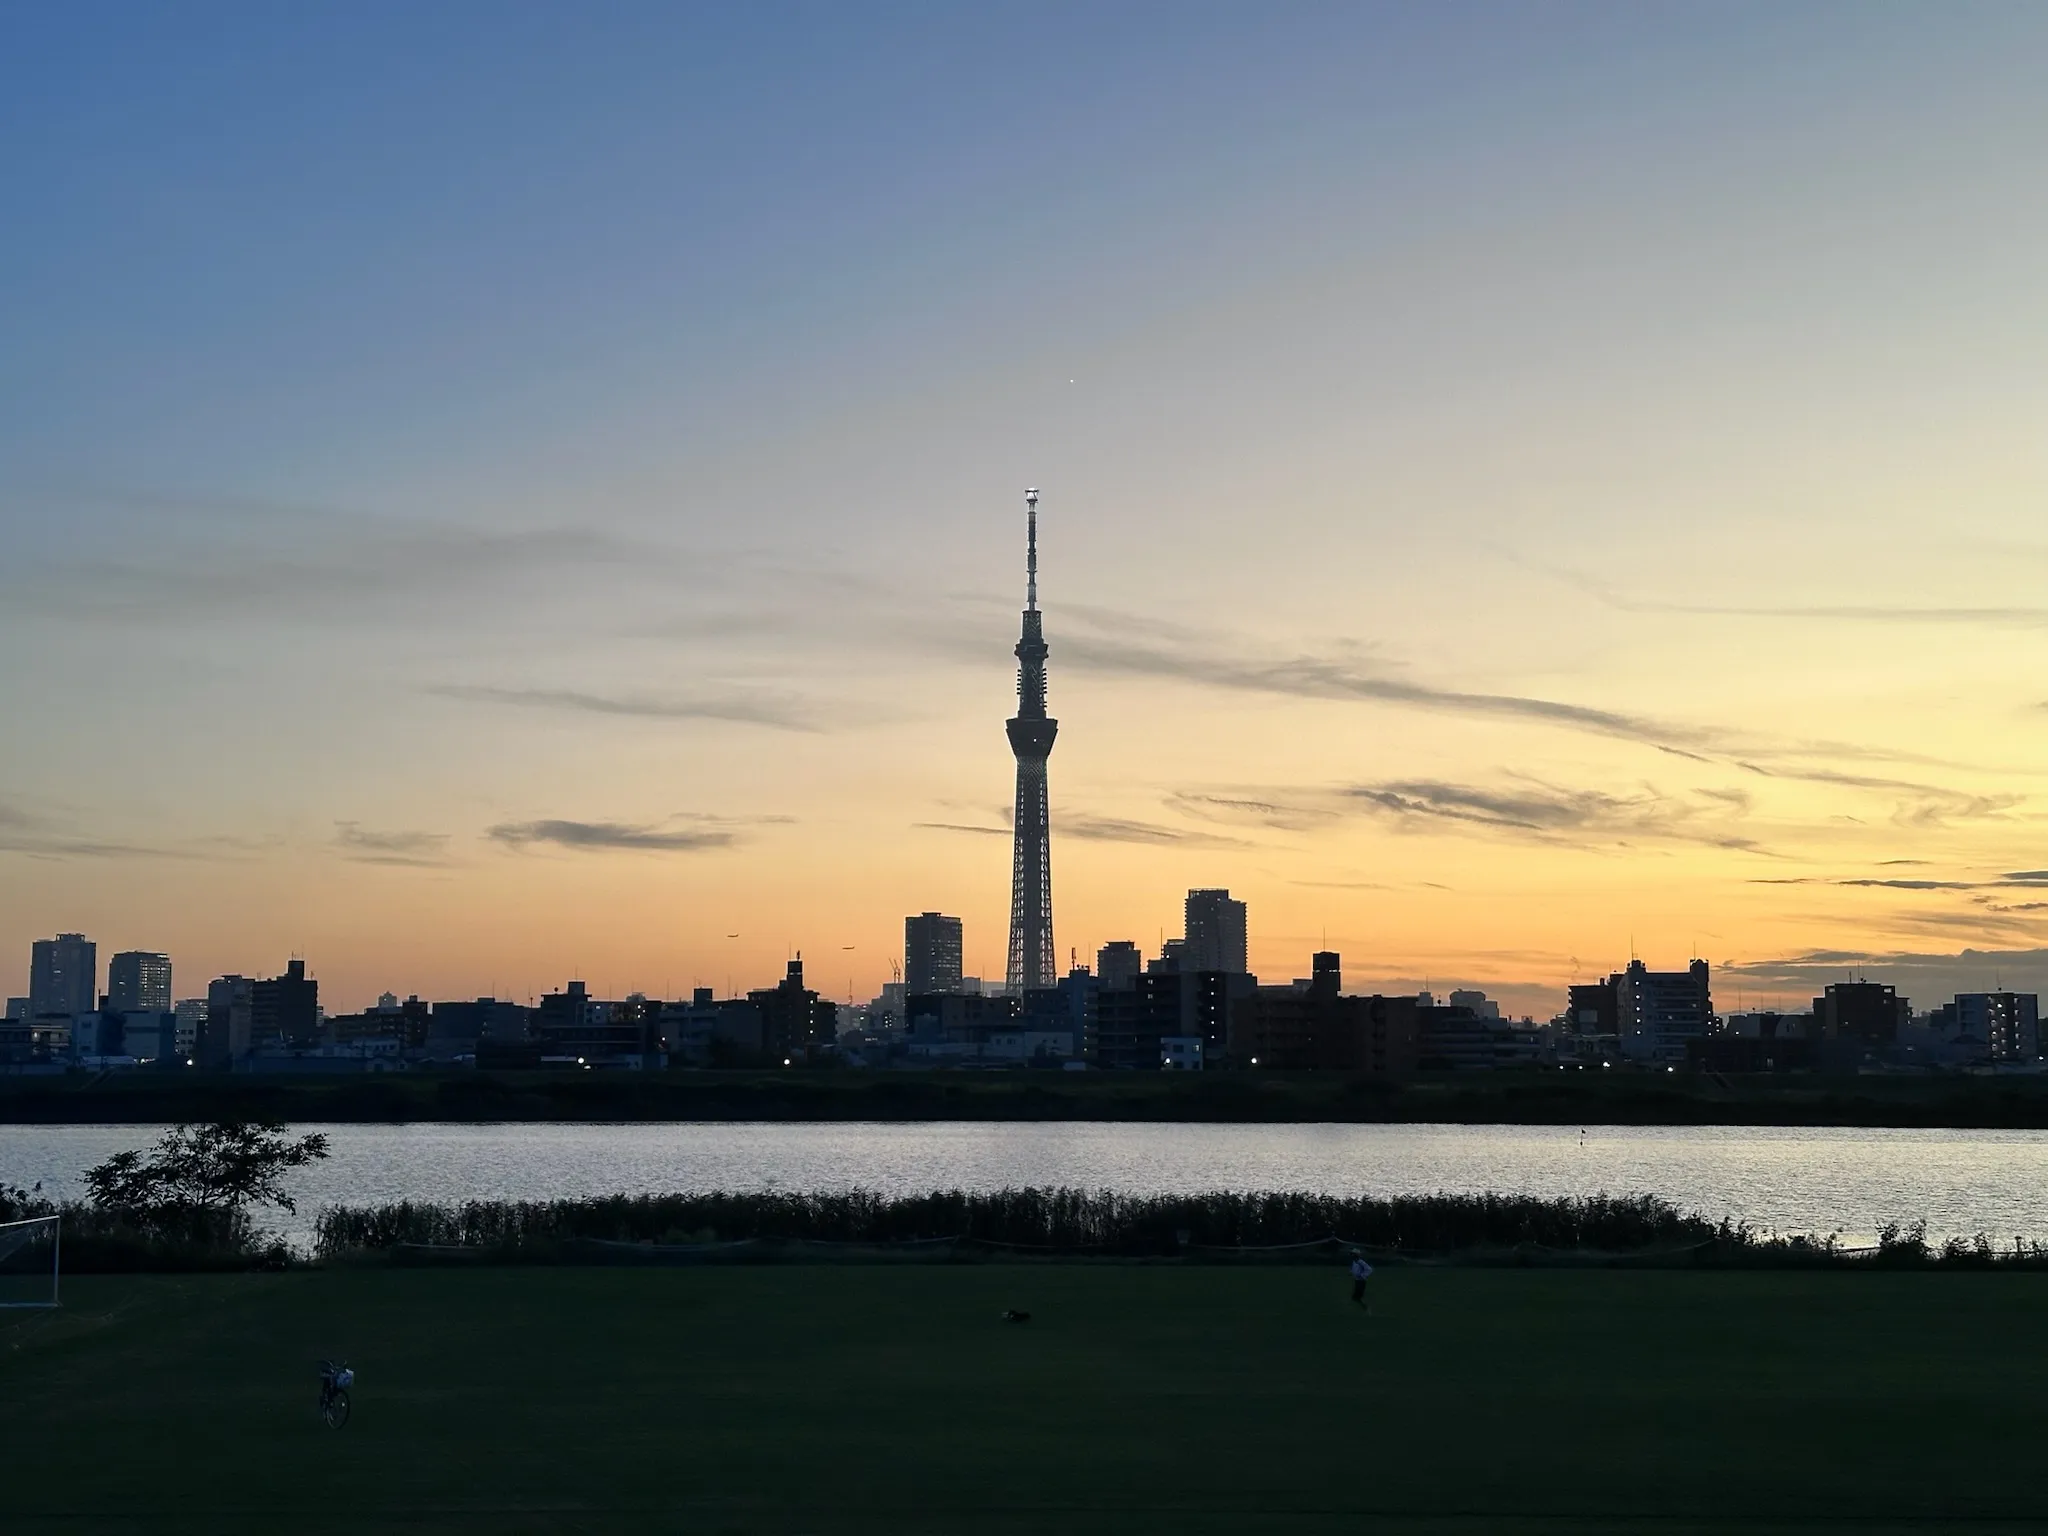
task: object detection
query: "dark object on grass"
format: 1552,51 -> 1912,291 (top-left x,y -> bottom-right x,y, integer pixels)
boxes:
1001,1309 -> 1031,1323
318,1359 -> 354,1429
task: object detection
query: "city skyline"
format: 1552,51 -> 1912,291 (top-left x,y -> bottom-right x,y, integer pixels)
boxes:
6,7 -> 2048,1018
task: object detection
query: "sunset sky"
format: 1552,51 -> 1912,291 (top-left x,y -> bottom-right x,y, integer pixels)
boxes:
5,4 -> 2048,1016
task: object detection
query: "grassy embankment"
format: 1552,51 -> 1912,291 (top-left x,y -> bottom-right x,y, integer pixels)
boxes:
4,1265 -> 2043,1534
10,1066 -> 2048,1126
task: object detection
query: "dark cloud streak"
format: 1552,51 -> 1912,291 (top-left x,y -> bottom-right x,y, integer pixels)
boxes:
488,819 -> 739,853
430,683 -> 821,734
334,822 -> 451,868
1338,777 -> 1769,854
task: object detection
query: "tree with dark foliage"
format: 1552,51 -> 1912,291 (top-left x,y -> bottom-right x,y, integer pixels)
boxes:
85,1121 -> 330,1219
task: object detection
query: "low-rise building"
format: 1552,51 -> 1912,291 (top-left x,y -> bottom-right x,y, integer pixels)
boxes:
535,982 -> 663,1068
1813,982 -> 1910,1048
1227,955 -> 1420,1075
1094,969 -> 1254,1070
661,989 -> 769,1067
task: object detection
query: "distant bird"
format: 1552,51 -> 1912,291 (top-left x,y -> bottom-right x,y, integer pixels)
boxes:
726,934 -> 740,939
1001,1309 -> 1032,1324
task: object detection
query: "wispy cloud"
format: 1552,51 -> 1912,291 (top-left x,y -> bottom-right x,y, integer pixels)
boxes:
1549,565 -> 2048,629
1718,946 -> 2048,1003
0,503 -> 676,623
1647,602 -> 2048,627
913,821 -> 1013,838
1058,628 -> 1724,760
1337,777 -> 1769,854
1168,792 -> 1341,832
429,683 -> 823,734
1840,878 -> 1979,890
1749,871 -> 2048,893
1869,908 -> 2048,941
1044,608 -> 2012,791
914,804 -> 1248,848
487,819 -> 740,853
917,819 -> 1236,856
0,795 -> 174,860
1061,814 -> 1250,849
1167,772 -> 1779,855
334,822 -> 452,868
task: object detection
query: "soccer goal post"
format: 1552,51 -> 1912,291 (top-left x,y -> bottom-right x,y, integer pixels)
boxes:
0,1216 -> 60,1309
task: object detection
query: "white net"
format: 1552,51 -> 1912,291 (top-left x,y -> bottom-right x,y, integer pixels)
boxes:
0,1217 -> 60,1308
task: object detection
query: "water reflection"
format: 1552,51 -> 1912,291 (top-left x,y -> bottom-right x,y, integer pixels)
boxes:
6,1120 -> 2047,1248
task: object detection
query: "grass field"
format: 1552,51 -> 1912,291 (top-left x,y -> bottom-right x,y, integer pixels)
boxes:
4,1265 -> 2044,1533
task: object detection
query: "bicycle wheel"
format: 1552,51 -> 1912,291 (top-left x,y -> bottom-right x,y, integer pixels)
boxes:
322,1388 -> 350,1429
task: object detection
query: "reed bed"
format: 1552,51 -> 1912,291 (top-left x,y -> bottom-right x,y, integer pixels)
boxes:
309,1188 -> 2048,1268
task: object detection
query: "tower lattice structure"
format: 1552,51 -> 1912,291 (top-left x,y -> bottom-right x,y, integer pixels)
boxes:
1006,488 -> 1057,993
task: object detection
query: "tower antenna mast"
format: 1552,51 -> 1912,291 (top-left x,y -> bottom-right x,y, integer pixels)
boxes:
1026,487 -> 1039,611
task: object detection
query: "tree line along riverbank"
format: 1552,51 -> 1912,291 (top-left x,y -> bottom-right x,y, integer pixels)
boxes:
8,1066 -> 2048,1126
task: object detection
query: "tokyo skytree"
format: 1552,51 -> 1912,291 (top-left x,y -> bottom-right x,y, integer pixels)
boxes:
1005,488 -> 1057,992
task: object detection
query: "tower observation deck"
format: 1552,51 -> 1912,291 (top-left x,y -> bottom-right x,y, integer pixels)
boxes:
1006,488 -> 1057,992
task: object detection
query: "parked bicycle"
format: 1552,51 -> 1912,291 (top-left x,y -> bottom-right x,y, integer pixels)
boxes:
318,1360 -> 354,1429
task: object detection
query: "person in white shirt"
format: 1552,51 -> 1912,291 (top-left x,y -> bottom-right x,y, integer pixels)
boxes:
1348,1252 -> 1373,1312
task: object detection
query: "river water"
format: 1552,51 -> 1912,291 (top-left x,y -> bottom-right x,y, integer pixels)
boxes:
7,1121 -> 2048,1247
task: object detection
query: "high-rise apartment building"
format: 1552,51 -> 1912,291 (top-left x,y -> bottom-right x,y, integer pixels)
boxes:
108,951 -> 173,1013
904,913 -> 965,996
1566,981 -> 1619,1035
1956,992 -> 2039,1062
1183,889 -> 1248,975
1097,941 -> 1143,991
201,975 -> 254,1067
29,933 -> 97,1019
252,959 -> 320,1050
1617,959 -> 1713,1062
